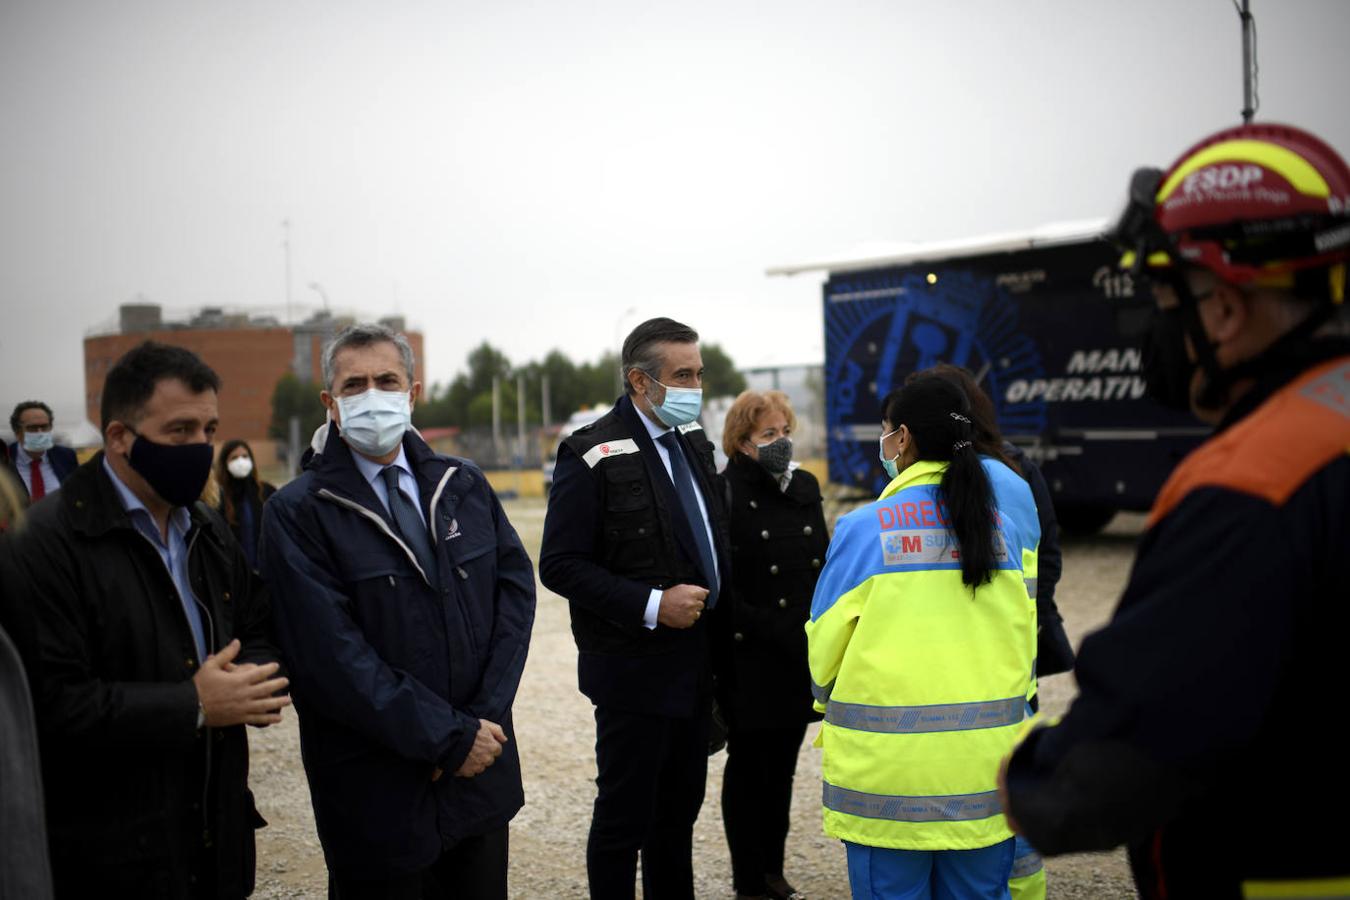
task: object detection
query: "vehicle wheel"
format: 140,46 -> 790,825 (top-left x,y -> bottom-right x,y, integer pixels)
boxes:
1055,503 -> 1117,536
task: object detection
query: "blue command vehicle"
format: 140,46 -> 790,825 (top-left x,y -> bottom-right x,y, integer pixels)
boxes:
770,220 -> 1209,533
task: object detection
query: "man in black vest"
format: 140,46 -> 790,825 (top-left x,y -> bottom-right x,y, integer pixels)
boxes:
540,317 -> 731,900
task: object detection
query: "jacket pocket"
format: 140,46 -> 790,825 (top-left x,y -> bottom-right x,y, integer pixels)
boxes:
334,543 -> 408,583
603,465 -> 651,513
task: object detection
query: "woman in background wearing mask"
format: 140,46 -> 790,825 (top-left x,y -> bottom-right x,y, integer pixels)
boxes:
807,376 -> 1039,900
214,439 -> 276,572
716,390 -> 827,900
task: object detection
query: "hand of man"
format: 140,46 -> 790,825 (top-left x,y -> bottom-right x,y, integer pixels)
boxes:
657,584 -> 708,629
193,639 -> 292,728
454,719 -> 508,778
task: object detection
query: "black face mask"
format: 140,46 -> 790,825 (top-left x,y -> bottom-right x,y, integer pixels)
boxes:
754,436 -> 793,475
1140,306 -> 1196,412
126,432 -> 215,508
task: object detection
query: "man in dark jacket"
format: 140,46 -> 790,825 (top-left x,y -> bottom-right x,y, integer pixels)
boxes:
0,472 -> 54,899
7,341 -> 289,899
6,401 -> 79,505
1001,123 -> 1350,896
259,323 -> 536,900
540,317 -> 731,900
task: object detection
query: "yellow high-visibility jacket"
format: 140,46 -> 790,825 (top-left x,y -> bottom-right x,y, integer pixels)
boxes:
806,458 -> 1039,851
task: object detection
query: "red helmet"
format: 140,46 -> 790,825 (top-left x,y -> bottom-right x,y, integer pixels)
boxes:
1117,122 -> 1350,294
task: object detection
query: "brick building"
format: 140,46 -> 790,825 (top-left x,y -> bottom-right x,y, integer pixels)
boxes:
84,304 -> 425,444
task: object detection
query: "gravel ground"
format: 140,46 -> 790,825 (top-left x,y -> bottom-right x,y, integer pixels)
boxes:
250,500 -> 1146,899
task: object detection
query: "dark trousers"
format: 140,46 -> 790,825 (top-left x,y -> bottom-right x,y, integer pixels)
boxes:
587,704 -> 711,900
721,723 -> 809,895
327,826 -> 509,900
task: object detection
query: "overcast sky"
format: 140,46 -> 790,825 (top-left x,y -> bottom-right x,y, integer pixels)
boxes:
2,0 -> 1347,434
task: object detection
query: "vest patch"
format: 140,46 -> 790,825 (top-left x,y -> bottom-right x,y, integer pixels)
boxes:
879,529 -> 1008,567
677,421 -> 704,434
582,438 -> 640,468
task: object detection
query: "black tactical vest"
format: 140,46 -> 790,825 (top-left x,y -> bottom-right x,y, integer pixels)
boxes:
562,406 -> 723,596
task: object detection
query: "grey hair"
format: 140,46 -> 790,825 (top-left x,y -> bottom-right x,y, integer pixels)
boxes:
620,317 -> 698,394
321,323 -> 416,390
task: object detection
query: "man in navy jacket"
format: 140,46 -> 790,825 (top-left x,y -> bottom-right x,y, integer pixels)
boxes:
260,324 -> 536,900
7,401 -> 78,504
540,318 -> 731,900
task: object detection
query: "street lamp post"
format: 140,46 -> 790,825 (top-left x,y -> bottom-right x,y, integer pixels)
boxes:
308,282 -> 330,312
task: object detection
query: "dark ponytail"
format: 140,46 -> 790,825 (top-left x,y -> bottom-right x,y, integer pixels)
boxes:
881,377 -> 998,588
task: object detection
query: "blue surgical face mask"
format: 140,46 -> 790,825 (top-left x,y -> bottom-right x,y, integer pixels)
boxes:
879,427 -> 901,479
23,431 -> 54,453
336,389 -> 411,457
647,380 -> 703,428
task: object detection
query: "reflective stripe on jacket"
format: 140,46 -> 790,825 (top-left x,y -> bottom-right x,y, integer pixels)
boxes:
806,457 -> 1039,851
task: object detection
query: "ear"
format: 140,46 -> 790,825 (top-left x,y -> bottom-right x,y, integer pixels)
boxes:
104,421 -> 133,456
320,390 -> 339,425
409,381 -> 422,408
1204,282 -> 1249,345
625,367 -> 647,396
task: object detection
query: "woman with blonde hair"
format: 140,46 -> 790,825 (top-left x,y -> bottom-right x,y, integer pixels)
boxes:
716,390 -> 828,900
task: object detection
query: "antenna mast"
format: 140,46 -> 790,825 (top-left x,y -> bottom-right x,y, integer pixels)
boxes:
1238,0 -> 1257,123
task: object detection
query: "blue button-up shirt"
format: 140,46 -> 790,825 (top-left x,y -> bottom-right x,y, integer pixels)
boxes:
102,457 -> 209,661
350,446 -> 427,534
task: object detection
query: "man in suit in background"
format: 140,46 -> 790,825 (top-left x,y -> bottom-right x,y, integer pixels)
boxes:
540,317 -> 730,900
7,402 -> 78,505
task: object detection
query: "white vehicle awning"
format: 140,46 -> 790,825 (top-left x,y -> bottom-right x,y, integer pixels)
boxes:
766,217 -> 1112,277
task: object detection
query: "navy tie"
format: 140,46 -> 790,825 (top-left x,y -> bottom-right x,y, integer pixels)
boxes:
657,431 -> 718,608
380,466 -> 437,581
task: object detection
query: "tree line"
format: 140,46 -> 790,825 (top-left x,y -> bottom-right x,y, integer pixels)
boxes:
271,341 -> 746,438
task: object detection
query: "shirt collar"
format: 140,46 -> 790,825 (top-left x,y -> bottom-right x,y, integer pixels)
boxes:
351,444 -> 414,489
101,455 -> 192,534
13,443 -> 37,466
635,401 -> 674,442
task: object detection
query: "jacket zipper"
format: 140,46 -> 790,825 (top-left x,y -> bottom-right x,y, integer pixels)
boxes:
129,522 -> 216,846
186,526 -> 216,848
315,488 -> 433,587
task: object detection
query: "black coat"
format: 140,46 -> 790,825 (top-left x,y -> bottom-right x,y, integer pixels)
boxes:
259,426 -> 535,879
0,538 -> 54,899
8,454 -> 275,899
1002,443 -> 1075,677
715,457 -> 828,731
539,395 -> 732,718
218,479 -> 276,570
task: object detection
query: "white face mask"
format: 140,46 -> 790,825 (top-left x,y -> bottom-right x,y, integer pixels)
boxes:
23,431 -> 54,453
226,456 -> 254,479
336,389 -> 411,458
879,427 -> 902,479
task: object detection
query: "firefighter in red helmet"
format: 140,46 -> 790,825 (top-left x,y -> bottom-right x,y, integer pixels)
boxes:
999,122 -> 1350,899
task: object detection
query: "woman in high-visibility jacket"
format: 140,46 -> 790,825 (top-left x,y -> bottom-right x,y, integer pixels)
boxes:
806,375 -> 1039,899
